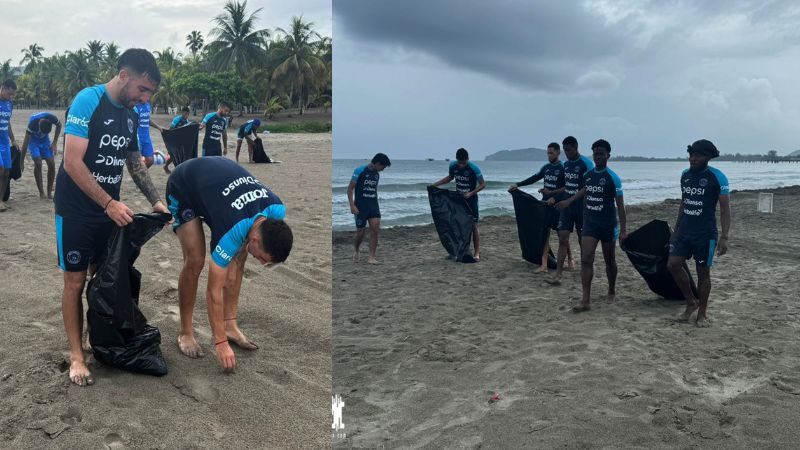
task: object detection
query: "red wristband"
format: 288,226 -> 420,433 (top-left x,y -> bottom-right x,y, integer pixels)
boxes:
104,198 -> 113,211
215,340 -> 227,346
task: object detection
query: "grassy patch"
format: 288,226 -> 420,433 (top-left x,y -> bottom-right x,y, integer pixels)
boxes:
261,122 -> 331,133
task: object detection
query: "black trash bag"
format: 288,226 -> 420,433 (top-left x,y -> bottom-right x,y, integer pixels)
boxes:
428,186 -> 476,263
3,146 -> 22,202
510,189 -> 557,268
252,137 -> 272,163
161,123 -> 199,167
622,219 -> 699,300
87,212 -> 172,376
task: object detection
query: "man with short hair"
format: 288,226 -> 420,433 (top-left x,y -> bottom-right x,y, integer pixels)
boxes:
166,156 -> 293,371
548,136 -> 593,284
556,139 -> 626,312
21,111 -> 61,199
55,48 -> 169,386
0,79 -> 18,211
170,106 -> 191,129
509,142 -> 566,273
134,101 -> 164,167
199,102 -> 230,157
431,148 -> 486,260
667,139 -> 730,327
235,118 -> 261,163
347,153 -> 391,264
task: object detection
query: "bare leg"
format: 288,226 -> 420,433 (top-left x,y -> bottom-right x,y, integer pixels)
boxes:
45,157 -> 55,198
235,140 -> 242,162
473,223 -> 481,261
547,230 -> 571,285
574,235 -> 600,312
0,168 -> 9,211
667,255 -> 699,321
223,257 -> 258,349
33,157 -> 45,198
535,229 -> 550,273
353,227 -> 366,262
567,241 -> 576,270
176,219 -> 206,358
62,270 -> 94,386
695,266 -> 711,327
601,240 -> 617,302
247,141 -> 254,163
367,217 -> 381,264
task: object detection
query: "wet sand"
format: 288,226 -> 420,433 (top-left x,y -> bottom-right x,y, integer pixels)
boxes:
333,186 -> 800,448
0,109 -> 331,449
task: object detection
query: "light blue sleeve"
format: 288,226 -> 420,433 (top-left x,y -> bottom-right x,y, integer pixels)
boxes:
202,112 -> 216,125
469,162 -> 484,181
259,203 -> 286,220
211,218 -> 253,268
608,168 -> 623,197
351,165 -> 365,182
64,86 -> 103,138
709,167 -> 729,195
171,116 -> 181,127
581,155 -> 595,172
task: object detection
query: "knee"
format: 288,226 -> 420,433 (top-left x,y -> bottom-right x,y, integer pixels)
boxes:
581,255 -> 594,268
666,260 -> 682,273
183,256 -> 205,278
63,275 -> 86,298
33,159 -> 43,168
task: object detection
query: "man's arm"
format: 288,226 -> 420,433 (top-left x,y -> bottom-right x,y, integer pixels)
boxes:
347,180 -> 358,214
149,119 -> 163,132
222,129 -> 228,154
431,175 -> 454,187
673,202 -> 684,235
20,133 -> 30,159
717,195 -> 731,256
8,122 -> 16,147
51,123 -> 62,153
207,261 -> 236,371
125,150 -> 166,209
616,196 -> 627,242
467,178 -> 486,198
555,187 -> 587,210
64,134 -> 133,226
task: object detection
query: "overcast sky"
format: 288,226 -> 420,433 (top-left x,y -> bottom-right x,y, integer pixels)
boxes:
0,0 -> 330,62
333,0 -> 800,159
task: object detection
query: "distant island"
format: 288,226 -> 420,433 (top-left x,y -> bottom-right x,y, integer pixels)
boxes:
483,148 -> 800,162
484,148 -> 548,161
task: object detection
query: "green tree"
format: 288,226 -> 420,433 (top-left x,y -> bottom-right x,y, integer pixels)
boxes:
206,0 -> 270,76
186,30 -> 204,57
85,40 -> 105,66
151,70 -> 188,114
63,51 -> 98,97
270,16 -> 325,114
0,60 -> 14,81
20,43 -> 45,73
154,48 -> 183,72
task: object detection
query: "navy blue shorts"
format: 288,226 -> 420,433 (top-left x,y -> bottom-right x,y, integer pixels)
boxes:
558,205 -> 583,233
582,221 -> 618,243
203,145 -> 222,157
670,234 -> 717,268
166,176 -> 200,231
55,215 -> 115,272
355,203 -> 380,228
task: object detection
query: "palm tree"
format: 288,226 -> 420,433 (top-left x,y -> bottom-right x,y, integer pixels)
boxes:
154,48 -> 183,72
270,16 -> 325,114
63,51 -> 97,97
186,31 -> 204,57
206,0 -> 270,76
85,40 -> 105,66
20,43 -> 45,72
263,96 -> 284,119
101,42 -> 121,79
0,60 -> 14,81
151,69 -> 187,114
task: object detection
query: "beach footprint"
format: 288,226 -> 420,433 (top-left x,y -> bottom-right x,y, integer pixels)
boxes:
104,432 -> 126,449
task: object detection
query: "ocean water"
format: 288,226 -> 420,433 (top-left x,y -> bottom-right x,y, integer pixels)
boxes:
332,159 -> 800,231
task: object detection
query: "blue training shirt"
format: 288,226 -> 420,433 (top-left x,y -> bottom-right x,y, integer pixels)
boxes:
448,161 -> 484,194
26,112 -> 60,141
168,157 -> 285,268
677,166 -> 729,239
351,164 -> 380,207
518,161 -> 566,201
0,99 -> 13,147
56,84 -> 139,221
583,167 -> 623,227
170,115 -> 190,129
202,112 -> 226,151
135,102 -> 152,140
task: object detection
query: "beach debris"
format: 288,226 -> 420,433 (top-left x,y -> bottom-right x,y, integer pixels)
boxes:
26,417 -> 69,439
647,406 -> 661,414
529,420 -> 552,432
615,390 -> 640,400
489,392 -> 501,403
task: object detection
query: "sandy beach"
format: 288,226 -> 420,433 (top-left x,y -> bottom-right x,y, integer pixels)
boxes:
0,109 -> 331,449
333,185 -> 800,448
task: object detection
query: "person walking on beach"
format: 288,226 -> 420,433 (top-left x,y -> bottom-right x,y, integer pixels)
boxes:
667,139 -> 730,327
235,118 -> 261,163
347,153 -> 391,264
166,156 -> 293,371
134,101 -> 164,168
199,102 -> 230,157
548,136 -> 593,284
170,106 -> 191,129
0,79 -> 19,212
55,49 -> 169,386
20,111 -> 61,199
430,148 -> 486,260
509,142 -> 566,273
556,139 -> 626,312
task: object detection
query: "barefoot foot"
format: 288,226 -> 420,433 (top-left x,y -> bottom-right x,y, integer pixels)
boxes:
677,301 -> 699,322
352,251 -> 359,263
545,276 -> 562,286
572,302 -> 591,313
695,315 -> 711,328
534,265 -> 548,274
69,358 -> 94,386
178,334 -> 205,358
367,257 -> 380,264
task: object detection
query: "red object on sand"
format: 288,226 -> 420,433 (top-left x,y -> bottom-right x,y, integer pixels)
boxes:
490,393 -> 501,402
